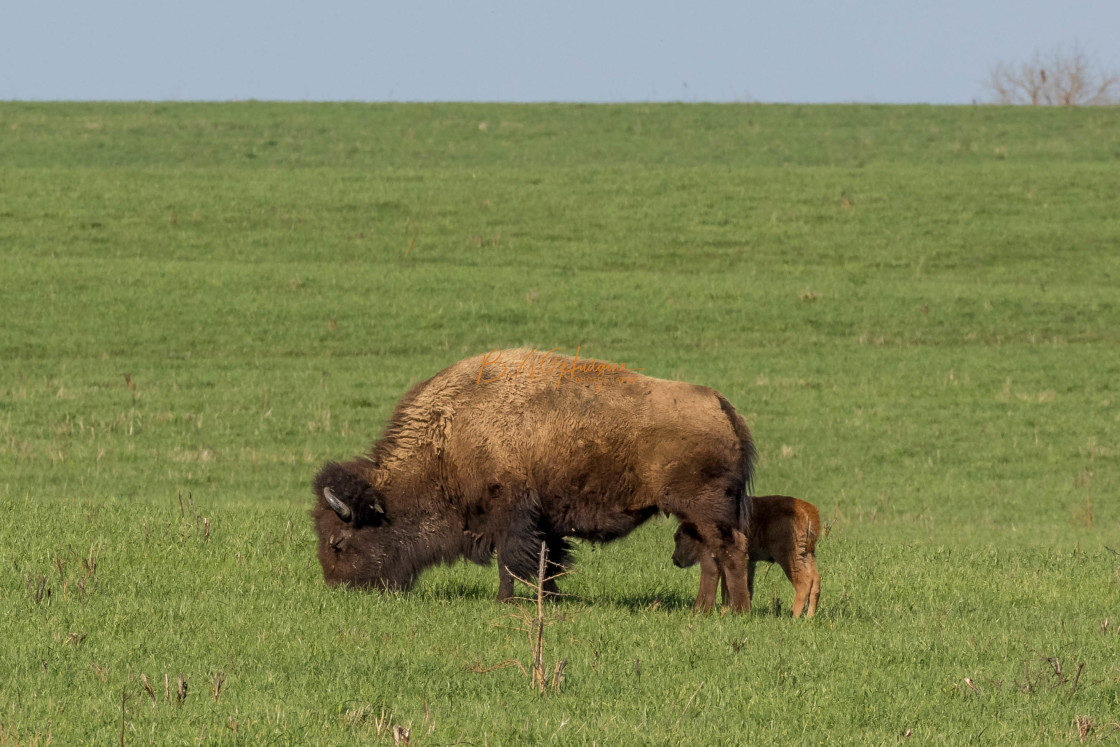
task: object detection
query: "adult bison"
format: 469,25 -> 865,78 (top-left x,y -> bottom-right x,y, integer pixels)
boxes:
311,348 -> 757,611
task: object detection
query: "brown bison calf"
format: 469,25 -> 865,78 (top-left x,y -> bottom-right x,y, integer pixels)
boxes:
673,495 -> 821,617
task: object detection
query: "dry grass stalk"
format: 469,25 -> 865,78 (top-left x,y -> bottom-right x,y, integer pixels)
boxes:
502,541 -> 570,694
176,674 -> 188,706
1044,656 -> 1064,686
466,658 -> 526,675
2,720 -> 54,747
1074,715 -> 1094,742
211,671 -> 226,702
1069,662 -> 1085,697
674,681 -> 705,728
140,674 -> 155,704
531,540 -> 547,691
119,687 -> 128,747
27,575 -> 49,605
405,225 -> 419,256
551,659 -> 567,691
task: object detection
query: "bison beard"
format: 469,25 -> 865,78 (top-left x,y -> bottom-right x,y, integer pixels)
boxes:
310,348 -> 757,611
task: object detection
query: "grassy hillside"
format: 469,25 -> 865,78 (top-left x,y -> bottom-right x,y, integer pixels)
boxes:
1,102 -> 1118,744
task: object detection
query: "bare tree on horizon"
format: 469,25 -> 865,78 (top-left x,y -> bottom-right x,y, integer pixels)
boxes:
984,43 -> 1119,106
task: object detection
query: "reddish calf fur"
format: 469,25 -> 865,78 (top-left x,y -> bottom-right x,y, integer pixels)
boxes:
673,495 -> 821,617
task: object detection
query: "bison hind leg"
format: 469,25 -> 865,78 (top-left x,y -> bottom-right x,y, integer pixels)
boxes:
498,531 -> 569,599
494,493 -> 557,601
493,489 -> 572,602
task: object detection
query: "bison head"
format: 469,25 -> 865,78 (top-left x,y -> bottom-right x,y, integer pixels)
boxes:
311,461 -> 418,591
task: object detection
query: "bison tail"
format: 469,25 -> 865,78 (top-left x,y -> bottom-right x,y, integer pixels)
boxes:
715,393 -> 757,495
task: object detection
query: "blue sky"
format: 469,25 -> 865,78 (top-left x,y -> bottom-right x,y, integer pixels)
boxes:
2,1 -> 1117,103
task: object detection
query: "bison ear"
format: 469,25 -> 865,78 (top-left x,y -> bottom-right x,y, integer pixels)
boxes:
314,461 -> 385,524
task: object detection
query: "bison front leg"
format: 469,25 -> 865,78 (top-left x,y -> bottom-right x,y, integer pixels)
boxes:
496,556 -> 516,602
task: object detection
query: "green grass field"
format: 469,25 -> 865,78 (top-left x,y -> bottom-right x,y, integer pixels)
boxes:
2,102 -> 1119,745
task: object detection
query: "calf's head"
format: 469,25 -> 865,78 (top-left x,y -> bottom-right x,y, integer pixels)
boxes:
672,523 -> 703,568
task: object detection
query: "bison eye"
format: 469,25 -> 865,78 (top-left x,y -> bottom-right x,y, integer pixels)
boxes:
329,534 -> 344,551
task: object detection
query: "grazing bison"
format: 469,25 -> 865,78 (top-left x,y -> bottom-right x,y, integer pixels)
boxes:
311,348 -> 757,611
673,495 -> 821,617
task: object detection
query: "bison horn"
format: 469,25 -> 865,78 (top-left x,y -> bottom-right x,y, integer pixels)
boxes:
323,487 -> 352,522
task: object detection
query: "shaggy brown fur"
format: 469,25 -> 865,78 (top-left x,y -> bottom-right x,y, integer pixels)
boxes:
673,495 -> 821,617
311,348 -> 757,611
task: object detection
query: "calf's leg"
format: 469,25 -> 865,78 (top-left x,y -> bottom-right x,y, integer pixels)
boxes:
803,553 -> 821,618
790,571 -> 811,617
783,553 -> 819,618
714,529 -> 750,612
693,550 -> 722,612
